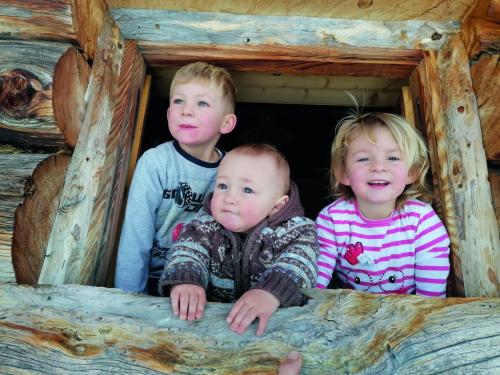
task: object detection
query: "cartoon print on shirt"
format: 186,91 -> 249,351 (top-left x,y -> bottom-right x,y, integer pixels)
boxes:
343,242 -> 404,293
174,181 -> 193,208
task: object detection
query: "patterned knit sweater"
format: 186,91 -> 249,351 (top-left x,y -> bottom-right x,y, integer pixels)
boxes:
160,182 -> 319,306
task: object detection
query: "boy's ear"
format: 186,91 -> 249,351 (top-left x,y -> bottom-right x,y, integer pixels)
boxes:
270,195 -> 289,216
220,114 -> 237,135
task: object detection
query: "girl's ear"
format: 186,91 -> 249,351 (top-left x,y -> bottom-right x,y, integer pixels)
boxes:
220,114 -> 237,134
270,195 -> 289,216
406,166 -> 419,184
336,167 -> 351,186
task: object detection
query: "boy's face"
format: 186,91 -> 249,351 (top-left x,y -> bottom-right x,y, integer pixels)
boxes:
339,125 -> 416,217
167,81 -> 235,150
211,152 -> 289,233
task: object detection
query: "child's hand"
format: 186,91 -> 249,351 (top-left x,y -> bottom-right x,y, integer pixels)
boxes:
226,289 -> 280,336
170,284 -> 206,321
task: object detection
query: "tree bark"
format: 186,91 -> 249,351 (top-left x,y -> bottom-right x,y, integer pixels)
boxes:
0,285 -> 499,374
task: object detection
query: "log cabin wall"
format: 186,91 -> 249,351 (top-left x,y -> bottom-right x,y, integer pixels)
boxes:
0,1 -> 498,296
0,0 -> 146,286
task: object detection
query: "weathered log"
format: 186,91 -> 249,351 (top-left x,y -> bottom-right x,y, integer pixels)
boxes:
107,1 -> 477,22
418,36 -> 500,297
0,148 -> 52,284
37,13 -> 125,285
138,42 -> 421,78
0,285 -> 499,374
0,0 -> 77,43
0,40 -> 72,149
11,153 -> 71,285
470,53 -> 499,161
52,47 -> 92,148
86,40 -> 146,286
72,0 -> 109,61
111,8 -> 460,50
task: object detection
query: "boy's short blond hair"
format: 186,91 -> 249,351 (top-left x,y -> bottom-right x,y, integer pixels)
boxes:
330,112 -> 432,208
170,61 -> 236,113
231,143 -> 290,195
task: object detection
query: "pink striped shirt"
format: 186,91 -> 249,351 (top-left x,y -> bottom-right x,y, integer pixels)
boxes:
316,198 -> 450,297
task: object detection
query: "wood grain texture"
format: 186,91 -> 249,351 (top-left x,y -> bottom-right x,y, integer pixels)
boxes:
0,0 -> 76,43
137,42 -> 422,78
72,0 -> 109,61
0,40 -> 72,149
111,8 -> 460,50
470,53 -> 500,161
87,40 -> 146,286
37,14 -> 124,285
107,0 -> 478,22
420,36 -> 500,297
0,285 -> 499,374
52,47 -> 91,148
11,153 -> 71,285
0,151 -> 52,284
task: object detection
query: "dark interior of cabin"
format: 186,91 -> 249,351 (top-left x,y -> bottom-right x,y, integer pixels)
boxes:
140,80 -> 397,219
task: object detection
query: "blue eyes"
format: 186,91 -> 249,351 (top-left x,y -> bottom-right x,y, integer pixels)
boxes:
216,184 -> 254,194
171,98 -> 209,108
356,156 -> 401,162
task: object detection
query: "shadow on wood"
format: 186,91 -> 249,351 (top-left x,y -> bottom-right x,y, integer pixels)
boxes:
0,285 -> 499,374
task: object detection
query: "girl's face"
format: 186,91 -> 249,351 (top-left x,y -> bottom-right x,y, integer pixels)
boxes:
339,125 -> 417,219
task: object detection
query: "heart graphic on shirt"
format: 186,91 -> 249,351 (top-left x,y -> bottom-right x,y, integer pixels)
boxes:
345,242 -> 364,265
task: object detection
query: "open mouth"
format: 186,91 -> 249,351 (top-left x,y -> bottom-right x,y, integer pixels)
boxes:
368,180 -> 390,186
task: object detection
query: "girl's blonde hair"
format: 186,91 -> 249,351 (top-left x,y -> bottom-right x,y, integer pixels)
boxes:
170,61 -> 236,113
330,112 -> 432,208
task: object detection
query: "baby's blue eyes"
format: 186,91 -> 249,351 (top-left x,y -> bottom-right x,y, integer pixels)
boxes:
243,187 -> 254,194
216,184 -> 254,194
388,156 -> 400,161
198,101 -> 209,108
173,98 -> 183,104
355,156 -> 401,162
217,183 -> 227,190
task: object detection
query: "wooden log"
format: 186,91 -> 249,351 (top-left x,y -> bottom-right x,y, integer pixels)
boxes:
0,40 -> 72,149
419,36 -> 500,297
0,148 -> 52,284
470,53 -> 499,161
0,0 -> 77,43
107,1 -> 477,22
72,0 -> 109,61
37,13 -> 125,285
138,42 -> 421,78
461,17 -> 500,58
11,153 -> 71,285
52,47 -> 92,148
111,8 -> 460,50
0,285 -> 499,374
492,172 -> 500,229
85,40 -> 146,286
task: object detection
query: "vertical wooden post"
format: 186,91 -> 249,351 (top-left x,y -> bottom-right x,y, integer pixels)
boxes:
416,36 -> 499,297
38,14 -> 124,285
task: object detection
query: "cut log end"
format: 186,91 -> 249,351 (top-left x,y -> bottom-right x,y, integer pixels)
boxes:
12,153 -> 71,285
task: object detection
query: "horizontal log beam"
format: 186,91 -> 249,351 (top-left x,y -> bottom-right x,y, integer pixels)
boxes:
111,8 -> 460,50
0,40 -> 72,149
108,0 -> 478,22
137,42 -> 422,78
0,285 -> 499,374
0,0 -> 77,43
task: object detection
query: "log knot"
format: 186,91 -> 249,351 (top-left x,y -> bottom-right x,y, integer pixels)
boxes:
0,69 -> 46,119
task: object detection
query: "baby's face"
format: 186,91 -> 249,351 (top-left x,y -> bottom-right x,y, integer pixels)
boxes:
211,152 -> 287,233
